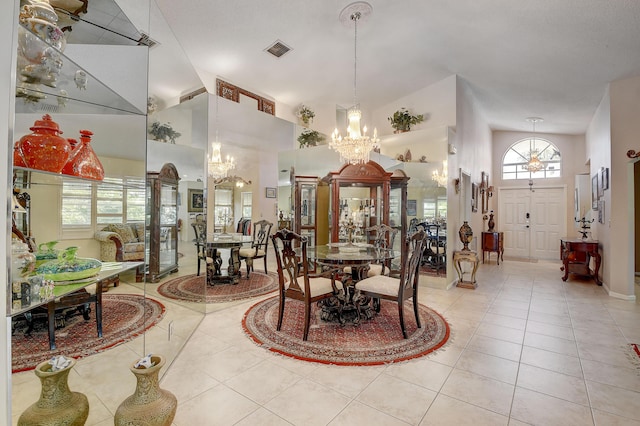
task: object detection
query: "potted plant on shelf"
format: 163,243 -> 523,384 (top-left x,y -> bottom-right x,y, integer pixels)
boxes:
297,129 -> 324,148
148,121 -> 181,144
296,105 -> 315,127
388,108 -> 424,133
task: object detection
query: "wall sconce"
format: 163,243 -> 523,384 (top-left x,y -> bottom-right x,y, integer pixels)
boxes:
487,186 -> 494,198
528,179 -> 534,192
453,178 -> 460,194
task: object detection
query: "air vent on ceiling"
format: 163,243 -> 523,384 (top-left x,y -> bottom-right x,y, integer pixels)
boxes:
180,87 -> 207,104
265,40 -> 292,58
137,32 -> 159,48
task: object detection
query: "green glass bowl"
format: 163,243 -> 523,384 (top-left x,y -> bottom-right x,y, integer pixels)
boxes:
36,255 -> 102,282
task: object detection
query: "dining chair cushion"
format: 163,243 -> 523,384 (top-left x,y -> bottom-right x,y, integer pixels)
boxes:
355,275 -> 400,297
343,263 -> 388,278
284,276 -> 335,298
238,248 -> 266,258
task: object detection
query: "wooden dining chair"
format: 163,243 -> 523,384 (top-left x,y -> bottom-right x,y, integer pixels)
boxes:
355,230 -> 426,338
344,223 -> 399,279
271,229 -> 339,341
191,221 -> 210,277
239,219 -> 273,278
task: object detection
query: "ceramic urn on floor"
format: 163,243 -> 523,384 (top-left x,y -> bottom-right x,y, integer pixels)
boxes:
114,354 -> 177,426
18,357 -> 89,426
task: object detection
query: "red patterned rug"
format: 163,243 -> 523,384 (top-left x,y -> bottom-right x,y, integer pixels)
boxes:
242,296 -> 450,366
157,271 -> 278,303
11,294 -> 165,373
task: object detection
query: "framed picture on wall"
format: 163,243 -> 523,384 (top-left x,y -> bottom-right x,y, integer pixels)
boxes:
601,167 -> 609,191
598,199 -> 605,223
471,183 -> 479,213
265,187 -> 277,198
597,168 -> 604,198
591,174 -> 599,210
407,199 -> 417,216
188,189 -> 204,212
481,171 -> 490,213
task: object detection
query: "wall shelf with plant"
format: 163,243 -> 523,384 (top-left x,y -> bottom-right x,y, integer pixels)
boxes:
297,129 -> 324,148
388,108 -> 425,133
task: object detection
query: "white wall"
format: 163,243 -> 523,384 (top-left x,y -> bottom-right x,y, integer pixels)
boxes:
604,75 -> 640,299
454,77 -> 493,283
372,75 -> 457,136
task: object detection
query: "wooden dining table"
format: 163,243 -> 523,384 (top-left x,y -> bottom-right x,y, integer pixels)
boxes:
299,243 -> 398,324
206,234 -> 252,285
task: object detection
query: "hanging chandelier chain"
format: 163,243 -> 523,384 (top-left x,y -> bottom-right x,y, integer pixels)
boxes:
352,11 -> 360,107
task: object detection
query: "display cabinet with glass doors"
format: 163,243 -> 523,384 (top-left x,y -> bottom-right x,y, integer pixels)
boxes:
325,161 -> 402,245
293,176 -> 329,247
146,163 -> 180,282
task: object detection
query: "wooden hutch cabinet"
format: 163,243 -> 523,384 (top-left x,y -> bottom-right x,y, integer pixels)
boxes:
325,161 -> 408,253
293,176 -> 329,246
146,163 -> 180,282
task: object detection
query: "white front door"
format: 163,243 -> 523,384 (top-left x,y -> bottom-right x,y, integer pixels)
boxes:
498,186 -> 567,260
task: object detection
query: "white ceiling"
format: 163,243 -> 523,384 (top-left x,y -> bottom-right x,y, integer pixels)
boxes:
145,0 -> 640,135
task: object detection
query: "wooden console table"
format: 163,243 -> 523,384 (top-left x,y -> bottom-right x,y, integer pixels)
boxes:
560,238 -> 601,285
453,250 -> 479,289
481,231 -> 504,264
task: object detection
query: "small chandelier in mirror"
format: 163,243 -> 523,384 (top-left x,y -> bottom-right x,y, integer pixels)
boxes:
329,2 -> 379,165
208,142 -> 235,179
432,159 -> 448,187
522,117 -> 545,173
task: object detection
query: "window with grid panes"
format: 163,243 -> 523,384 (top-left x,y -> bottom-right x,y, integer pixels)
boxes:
502,138 -> 562,180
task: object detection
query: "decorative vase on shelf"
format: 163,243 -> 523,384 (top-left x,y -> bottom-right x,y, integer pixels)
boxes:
459,221 -> 473,251
115,355 -> 177,426
14,114 -> 71,173
62,129 -> 105,180
17,357 -> 89,426
487,211 -> 495,231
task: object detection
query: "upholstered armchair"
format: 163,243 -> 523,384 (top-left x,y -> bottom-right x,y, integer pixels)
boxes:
94,223 -> 145,281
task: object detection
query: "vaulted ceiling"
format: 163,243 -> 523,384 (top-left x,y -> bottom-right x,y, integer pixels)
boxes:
148,0 -> 640,135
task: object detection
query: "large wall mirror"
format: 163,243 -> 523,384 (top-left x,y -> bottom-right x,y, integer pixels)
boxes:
8,0 -> 158,417
277,126 -> 453,288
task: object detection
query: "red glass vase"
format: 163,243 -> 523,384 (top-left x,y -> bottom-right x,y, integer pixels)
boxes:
15,114 -> 71,173
62,130 -> 104,181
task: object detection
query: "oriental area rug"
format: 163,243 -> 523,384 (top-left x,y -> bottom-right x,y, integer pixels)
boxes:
11,294 -> 165,373
157,271 -> 278,304
243,297 -> 450,366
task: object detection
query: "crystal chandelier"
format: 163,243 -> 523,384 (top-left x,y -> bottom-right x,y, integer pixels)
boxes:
208,142 -> 235,179
330,3 -> 379,165
432,159 -> 448,187
522,117 -> 545,173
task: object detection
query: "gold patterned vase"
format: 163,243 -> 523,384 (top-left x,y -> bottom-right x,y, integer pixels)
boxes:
459,221 -> 473,251
18,358 -> 89,426
115,355 -> 177,426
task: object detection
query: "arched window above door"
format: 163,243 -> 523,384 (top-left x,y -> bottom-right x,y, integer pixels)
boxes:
502,138 -> 562,180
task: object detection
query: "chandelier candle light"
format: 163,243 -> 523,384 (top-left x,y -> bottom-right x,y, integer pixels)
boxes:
330,2 -> 379,165
432,159 -> 448,187
522,117 -> 545,173
208,142 -> 235,179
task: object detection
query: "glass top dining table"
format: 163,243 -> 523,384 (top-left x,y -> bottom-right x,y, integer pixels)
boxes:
299,243 -> 398,268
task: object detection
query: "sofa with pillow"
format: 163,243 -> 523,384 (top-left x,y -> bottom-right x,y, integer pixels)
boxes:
94,223 -> 145,281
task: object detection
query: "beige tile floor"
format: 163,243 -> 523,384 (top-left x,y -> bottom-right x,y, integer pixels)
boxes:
12,252 -> 640,425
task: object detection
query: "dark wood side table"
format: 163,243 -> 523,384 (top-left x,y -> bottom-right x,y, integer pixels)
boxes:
560,238 -> 601,285
481,231 -> 504,264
